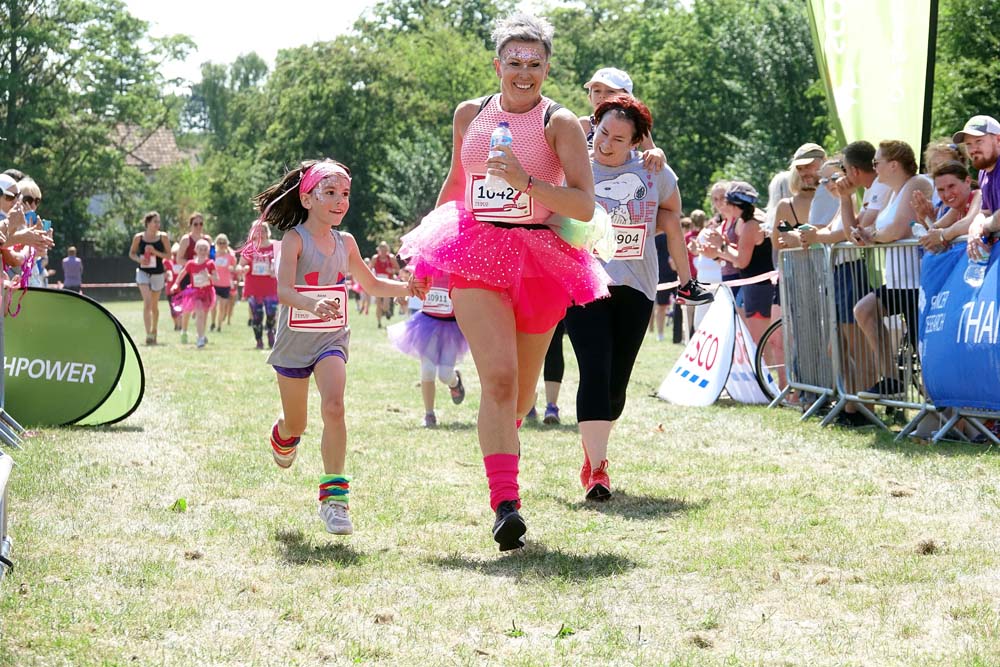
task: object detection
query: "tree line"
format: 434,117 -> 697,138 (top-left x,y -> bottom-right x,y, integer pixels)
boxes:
2,0 -> 998,259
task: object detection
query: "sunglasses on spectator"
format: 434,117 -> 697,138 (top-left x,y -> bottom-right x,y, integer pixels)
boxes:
191,222 -> 204,227
2,191 -> 15,201
22,196 -> 40,206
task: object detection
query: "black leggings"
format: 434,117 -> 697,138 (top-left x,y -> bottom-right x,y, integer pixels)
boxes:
543,319 -> 565,383
565,285 -> 653,422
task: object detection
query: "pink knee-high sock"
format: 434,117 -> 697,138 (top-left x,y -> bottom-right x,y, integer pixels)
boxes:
484,453 -> 520,511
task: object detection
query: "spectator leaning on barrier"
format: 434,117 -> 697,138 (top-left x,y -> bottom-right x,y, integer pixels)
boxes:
912,160 -> 977,253
851,140 -> 933,398
62,246 -> 82,292
701,181 -> 775,343
832,141 -> 892,235
952,115 -> 1000,260
773,143 -> 826,251
792,157 -> 875,425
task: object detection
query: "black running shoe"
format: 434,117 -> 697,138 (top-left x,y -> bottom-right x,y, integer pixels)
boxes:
859,377 -> 904,399
676,279 -> 714,305
492,500 -> 526,552
835,411 -> 870,428
450,370 -> 466,405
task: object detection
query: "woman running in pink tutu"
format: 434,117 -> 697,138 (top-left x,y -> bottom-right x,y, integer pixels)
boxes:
400,12 -> 608,551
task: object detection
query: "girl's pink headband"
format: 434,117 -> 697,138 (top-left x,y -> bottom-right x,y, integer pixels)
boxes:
299,162 -> 351,197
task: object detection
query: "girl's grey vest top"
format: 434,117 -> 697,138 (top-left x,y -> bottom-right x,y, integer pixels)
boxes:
267,225 -> 353,368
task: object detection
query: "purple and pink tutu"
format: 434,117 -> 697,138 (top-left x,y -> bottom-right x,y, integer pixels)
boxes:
177,285 -> 216,313
387,312 -> 469,366
399,202 -> 610,333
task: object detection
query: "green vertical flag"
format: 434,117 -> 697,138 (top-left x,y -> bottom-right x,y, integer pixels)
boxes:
807,0 -> 935,155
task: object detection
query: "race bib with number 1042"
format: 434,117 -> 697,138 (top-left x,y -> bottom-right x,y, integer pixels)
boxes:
610,222 -> 646,260
289,284 -> 348,332
468,174 -> 533,223
421,287 -> 453,317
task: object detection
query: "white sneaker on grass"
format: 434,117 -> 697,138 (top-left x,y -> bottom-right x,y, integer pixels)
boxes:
318,500 -> 353,535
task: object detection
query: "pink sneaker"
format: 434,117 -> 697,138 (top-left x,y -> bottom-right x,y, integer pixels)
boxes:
586,459 -> 611,501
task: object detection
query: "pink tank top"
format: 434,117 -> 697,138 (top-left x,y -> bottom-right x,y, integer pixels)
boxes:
460,95 -> 565,226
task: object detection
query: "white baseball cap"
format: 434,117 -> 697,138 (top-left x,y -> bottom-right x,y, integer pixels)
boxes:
952,115 -> 1000,143
584,67 -> 634,95
0,173 -> 18,195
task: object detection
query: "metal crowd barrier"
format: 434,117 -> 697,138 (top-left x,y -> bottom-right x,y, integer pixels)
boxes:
821,240 -> 924,434
774,238 -> 1000,444
774,245 -> 838,418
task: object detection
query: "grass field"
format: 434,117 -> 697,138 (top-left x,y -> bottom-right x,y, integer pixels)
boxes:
1,299 -> 999,666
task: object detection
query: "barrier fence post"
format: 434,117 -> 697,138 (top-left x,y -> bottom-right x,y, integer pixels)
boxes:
773,245 -> 838,419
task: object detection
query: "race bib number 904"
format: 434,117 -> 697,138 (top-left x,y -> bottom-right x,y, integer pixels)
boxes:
469,174 -> 533,223
612,222 -> 646,260
289,284 -> 348,332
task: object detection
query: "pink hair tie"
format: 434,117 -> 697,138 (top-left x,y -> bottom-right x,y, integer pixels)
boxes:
299,162 -> 350,197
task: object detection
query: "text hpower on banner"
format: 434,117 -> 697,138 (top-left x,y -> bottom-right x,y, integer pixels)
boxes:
807,0 -> 933,155
3,288 -> 144,426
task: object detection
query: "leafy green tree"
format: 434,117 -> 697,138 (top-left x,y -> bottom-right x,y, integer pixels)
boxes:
0,0 -> 192,250
930,0 -> 1000,139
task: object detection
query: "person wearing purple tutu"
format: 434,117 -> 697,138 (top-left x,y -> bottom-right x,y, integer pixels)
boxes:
169,238 -> 219,349
388,271 -> 469,428
399,12 -> 609,552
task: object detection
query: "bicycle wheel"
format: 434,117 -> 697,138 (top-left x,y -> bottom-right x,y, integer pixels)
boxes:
754,319 -> 793,406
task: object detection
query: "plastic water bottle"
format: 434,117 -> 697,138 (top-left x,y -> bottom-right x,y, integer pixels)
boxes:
964,236 -> 991,288
909,220 -> 928,238
483,122 -> 513,192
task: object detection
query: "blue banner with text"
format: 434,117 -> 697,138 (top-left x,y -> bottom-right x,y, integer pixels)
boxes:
919,243 -> 1000,410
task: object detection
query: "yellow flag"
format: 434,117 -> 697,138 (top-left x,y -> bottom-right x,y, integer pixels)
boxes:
807,0 -> 935,155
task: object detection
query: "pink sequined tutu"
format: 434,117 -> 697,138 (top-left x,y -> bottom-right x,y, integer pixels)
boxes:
399,202 -> 610,333
387,312 -> 469,366
177,285 -> 216,313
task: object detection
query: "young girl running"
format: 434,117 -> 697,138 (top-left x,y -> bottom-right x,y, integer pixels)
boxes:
211,234 -> 237,333
387,271 -> 468,428
254,159 -> 423,535
170,238 -> 220,348
240,222 -> 279,349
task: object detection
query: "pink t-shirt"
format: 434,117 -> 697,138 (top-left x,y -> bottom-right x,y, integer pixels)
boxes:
213,251 -> 236,287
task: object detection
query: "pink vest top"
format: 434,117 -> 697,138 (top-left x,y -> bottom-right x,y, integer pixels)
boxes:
460,95 -> 565,226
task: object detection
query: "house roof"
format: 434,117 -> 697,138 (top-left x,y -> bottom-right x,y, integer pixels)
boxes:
113,125 -> 185,172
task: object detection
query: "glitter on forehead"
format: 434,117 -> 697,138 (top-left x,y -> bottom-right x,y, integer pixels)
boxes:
501,45 -> 546,62
312,175 -> 350,202
300,162 -> 351,196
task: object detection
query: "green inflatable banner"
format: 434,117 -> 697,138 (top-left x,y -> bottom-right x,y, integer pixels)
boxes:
807,0 -> 935,155
3,288 -> 144,426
